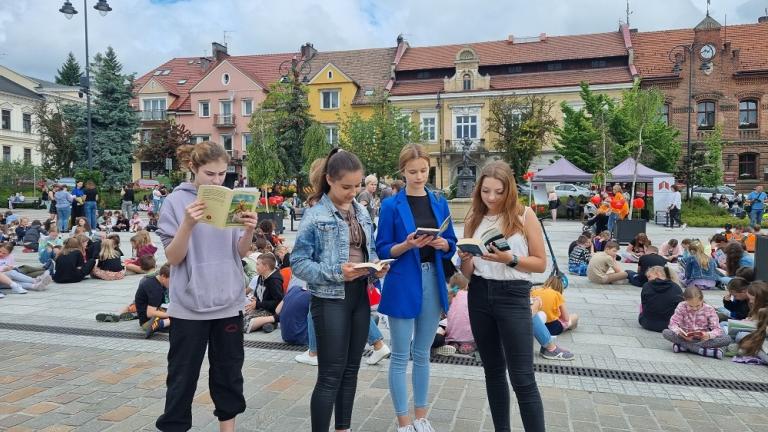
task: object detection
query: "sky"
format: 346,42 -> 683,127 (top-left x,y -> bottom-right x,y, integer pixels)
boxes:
1,0 -> 767,81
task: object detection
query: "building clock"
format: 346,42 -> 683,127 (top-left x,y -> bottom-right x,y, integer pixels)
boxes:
699,44 -> 716,60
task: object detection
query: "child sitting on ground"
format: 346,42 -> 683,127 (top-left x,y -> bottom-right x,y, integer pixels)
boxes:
679,240 -> 720,290
717,277 -> 751,321
531,275 -> 578,335
622,233 -> 651,263
136,263 -> 171,338
659,239 -> 683,263
531,296 -> 575,361
145,212 -> 158,232
37,226 -> 62,269
0,242 -> 51,293
629,245 -> 669,287
91,237 -> 126,280
129,213 -> 144,233
124,230 -> 157,274
433,273 -> 475,356
639,266 -> 683,332
568,235 -> 592,276
663,286 -> 730,359
243,253 -> 284,333
593,230 -> 611,252
587,241 -> 631,285
52,237 -> 95,284
738,307 -> 768,360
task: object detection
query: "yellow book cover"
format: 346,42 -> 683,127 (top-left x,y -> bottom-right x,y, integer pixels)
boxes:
198,185 -> 260,228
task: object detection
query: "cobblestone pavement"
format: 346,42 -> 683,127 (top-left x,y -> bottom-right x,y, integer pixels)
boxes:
1,209 -> 767,431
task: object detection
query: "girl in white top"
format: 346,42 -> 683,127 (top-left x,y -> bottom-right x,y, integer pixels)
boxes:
458,161 -> 547,432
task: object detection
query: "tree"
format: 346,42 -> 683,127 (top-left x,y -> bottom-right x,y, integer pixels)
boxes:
697,124 -> 724,187
261,81 -> 313,181
247,109 -> 285,210
55,52 -> 83,86
301,122 -> 331,174
615,84 -> 666,217
34,98 -> 80,178
554,103 -> 601,173
487,95 -> 557,182
339,95 -> 422,178
134,120 -> 192,174
77,47 -> 139,186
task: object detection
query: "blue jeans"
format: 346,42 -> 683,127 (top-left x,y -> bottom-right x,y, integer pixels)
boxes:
84,201 -> 97,230
607,212 -> 618,233
56,206 -> 71,232
307,312 -> 383,353
388,263 -> 441,416
750,208 -> 764,227
532,312 -> 553,347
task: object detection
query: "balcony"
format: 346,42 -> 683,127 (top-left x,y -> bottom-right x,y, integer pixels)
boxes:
139,110 -> 167,122
227,149 -> 247,165
739,129 -> 760,140
214,114 -> 236,128
444,138 -> 487,154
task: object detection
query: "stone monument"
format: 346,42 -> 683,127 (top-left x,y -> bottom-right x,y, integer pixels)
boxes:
456,137 -> 476,198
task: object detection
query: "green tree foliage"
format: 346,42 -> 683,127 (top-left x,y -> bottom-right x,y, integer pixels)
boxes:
134,120 -> 192,174
74,47 -> 139,186
259,81 -> 313,180
33,99 -> 79,178
301,122 -> 331,174
247,109 -> 285,188
339,96 -> 422,178
55,52 -> 83,86
697,124 -> 724,187
487,95 -> 558,182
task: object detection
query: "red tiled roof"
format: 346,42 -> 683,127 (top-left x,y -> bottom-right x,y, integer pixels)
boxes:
632,22 -> 768,79
305,47 -> 397,104
227,53 -> 298,89
390,67 -> 632,96
133,57 -> 215,111
396,31 -> 627,71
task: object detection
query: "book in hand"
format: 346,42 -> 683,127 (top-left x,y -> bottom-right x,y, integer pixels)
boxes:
414,216 -> 451,238
353,259 -> 396,275
680,329 -> 706,340
197,185 -> 260,228
456,227 -> 511,257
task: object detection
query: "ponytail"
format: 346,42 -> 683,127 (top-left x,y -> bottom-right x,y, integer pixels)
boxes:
176,141 -> 229,172
308,148 -> 363,204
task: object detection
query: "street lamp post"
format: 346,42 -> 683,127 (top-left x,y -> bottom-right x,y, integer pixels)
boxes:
59,0 -> 112,171
668,42 -> 715,200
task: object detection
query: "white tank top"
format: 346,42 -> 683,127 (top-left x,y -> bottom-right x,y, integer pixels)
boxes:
471,210 -> 532,281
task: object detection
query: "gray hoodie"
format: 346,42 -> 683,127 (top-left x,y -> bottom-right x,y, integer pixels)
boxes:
157,182 -> 246,320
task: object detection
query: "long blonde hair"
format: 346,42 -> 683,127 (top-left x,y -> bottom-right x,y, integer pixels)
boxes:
60,237 -> 82,256
130,230 -> 152,253
99,238 -> 120,260
464,161 -> 524,238
688,240 -> 710,268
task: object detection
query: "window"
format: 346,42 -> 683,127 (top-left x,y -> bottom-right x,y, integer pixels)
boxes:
416,71 -> 432,79
242,133 -> 252,149
591,60 -> 607,68
325,125 -> 339,145
22,113 -> 32,133
221,134 -> 233,155
199,101 -> 210,117
1,110 -> 9,130
697,101 -> 715,129
738,153 -> 758,180
23,148 -> 31,164
191,135 -> 210,144
660,104 -> 670,125
547,62 -> 563,71
221,73 -> 230,85
462,74 -> 472,91
420,114 -> 437,142
242,99 -> 253,116
321,90 -> 339,109
507,65 -> 522,74
141,130 -> 152,144
739,100 -> 758,129
455,115 -> 478,139
140,162 -> 161,179
2,146 -> 10,162
327,71 -> 333,79
142,98 -> 166,120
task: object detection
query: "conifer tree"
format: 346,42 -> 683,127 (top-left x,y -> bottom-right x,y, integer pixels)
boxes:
55,52 -> 83,86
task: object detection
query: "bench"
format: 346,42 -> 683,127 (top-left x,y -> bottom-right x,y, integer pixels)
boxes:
6,198 -> 41,210
290,207 -> 305,231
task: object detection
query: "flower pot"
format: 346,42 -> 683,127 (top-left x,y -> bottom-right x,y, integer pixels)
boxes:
613,219 -> 647,244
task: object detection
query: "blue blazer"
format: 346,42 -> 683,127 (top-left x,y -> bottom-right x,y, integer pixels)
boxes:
375,189 -> 457,319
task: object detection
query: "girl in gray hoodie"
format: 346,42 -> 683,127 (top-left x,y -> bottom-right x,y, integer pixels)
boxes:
155,141 -> 258,432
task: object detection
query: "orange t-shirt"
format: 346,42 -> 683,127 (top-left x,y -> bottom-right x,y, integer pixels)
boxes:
530,287 -> 564,323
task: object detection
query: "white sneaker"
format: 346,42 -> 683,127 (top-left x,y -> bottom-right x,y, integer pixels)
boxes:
414,418 -> 436,432
397,426 -> 416,432
435,344 -> 456,356
10,284 -> 27,294
682,223 -> 688,230
366,343 -> 391,365
295,350 -> 318,366
0,292 -> 5,298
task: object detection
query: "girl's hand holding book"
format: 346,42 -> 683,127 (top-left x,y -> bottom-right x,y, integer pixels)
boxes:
238,211 -> 259,231
183,201 -> 207,226
427,236 -> 449,252
373,261 -> 390,279
342,263 -> 370,281
481,243 -> 513,264
403,232 -> 434,250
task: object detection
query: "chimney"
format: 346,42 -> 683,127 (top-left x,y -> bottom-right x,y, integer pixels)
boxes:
300,42 -> 317,61
539,33 -> 547,41
212,42 -> 228,61
199,57 -> 211,71
759,16 -> 768,24
507,34 -> 514,44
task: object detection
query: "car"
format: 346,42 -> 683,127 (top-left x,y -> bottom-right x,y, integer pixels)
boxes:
517,183 -> 532,196
691,185 -> 736,202
553,183 -> 592,198
55,177 -> 77,189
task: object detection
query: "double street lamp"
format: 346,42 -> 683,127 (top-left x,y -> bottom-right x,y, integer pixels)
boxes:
58,0 -> 113,170
668,42 -> 716,199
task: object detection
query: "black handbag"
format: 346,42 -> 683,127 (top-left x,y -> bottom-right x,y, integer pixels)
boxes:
442,257 -> 458,280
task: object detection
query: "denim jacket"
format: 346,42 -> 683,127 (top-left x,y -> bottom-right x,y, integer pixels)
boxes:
681,255 -> 719,282
290,194 -> 378,299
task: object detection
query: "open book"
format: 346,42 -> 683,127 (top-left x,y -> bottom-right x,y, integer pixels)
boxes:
457,226 -> 511,256
354,259 -> 396,275
198,185 -> 261,228
680,329 -> 706,340
414,216 -> 451,237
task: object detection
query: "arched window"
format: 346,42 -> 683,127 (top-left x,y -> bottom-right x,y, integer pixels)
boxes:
462,74 -> 472,91
697,101 -> 715,129
739,99 -> 758,129
738,153 -> 758,180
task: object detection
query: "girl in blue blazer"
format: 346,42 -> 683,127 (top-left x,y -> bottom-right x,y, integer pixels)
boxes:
375,144 -> 457,432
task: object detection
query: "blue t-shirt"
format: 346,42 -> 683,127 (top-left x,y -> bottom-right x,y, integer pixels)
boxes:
748,191 -> 767,210
279,285 -> 311,345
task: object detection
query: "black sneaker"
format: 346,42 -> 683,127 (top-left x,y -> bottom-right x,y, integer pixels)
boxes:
262,323 -> 275,333
145,317 -> 164,338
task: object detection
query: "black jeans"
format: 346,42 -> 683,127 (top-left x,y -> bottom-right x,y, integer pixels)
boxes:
156,315 -> 246,432
310,279 -> 369,432
668,207 -> 682,227
468,275 -> 545,432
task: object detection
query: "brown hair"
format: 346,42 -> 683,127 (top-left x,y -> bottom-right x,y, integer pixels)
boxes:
138,255 -> 156,271
604,240 -> 620,251
157,262 -> 171,278
60,237 -> 82,256
398,143 -> 430,173
176,141 -> 229,172
748,281 -> 768,319
0,242 -> 13,253
257,252 -> 277,270
390,180 -> 405,193
259,220 -> 274,234
727,276 -> 749,294
85,180 -> 96,190
634,233 -> 651,247
464,161 -> 524,238
739,307 -> 768,356
308,148 -> 363,204
683,285 -> 704,301
723,241 -> 745,276
577,235 -> 589,245
543,274 -> 565,294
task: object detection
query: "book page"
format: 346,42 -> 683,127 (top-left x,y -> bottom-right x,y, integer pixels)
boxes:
198,185 -> 232,228
224,191 -> 261,227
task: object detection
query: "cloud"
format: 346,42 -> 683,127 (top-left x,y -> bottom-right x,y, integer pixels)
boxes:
0,0 -> 760,81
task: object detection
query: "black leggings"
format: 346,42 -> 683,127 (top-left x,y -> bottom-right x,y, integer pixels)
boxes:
310,279 -> 369,431
468,275 -> 544,432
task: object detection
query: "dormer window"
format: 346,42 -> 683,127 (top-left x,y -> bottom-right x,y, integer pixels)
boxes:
327,70 -> 333,79
222,73 -> 230,85
462,74 -> 472,90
